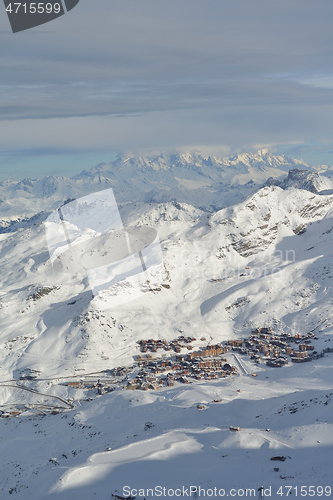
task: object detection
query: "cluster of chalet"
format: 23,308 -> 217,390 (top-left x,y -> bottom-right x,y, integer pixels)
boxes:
230,327 -> 326,367
129,338 -> 235,390
138,336 -> 229,360
1,410 -> 21,418
66,379 -> 115,395
62,329 -> 333,396
65,366 -> 132,393
4,330 -> 332,419
0,403 -> 65,419
63,339 -> 237,393
139,336 -> 197,353
126,355 -> 236,391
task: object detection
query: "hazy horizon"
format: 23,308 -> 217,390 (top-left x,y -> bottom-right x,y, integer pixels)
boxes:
0,147 -> 325,183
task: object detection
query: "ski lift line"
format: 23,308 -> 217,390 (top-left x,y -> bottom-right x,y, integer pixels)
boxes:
309,317 -> 332,333
0,383 -> 74,408
0,367 -> 127,384
33,404 -> 64,410
30,408 -> 47,415
232,353 -> 248,375
138,250 -> 147,273
137,249 -> 154,293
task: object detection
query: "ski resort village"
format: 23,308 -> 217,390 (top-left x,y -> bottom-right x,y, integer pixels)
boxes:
1,326 -> 333,421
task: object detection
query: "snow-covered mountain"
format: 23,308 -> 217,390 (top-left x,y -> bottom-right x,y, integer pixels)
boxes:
0,149 -> 316,221
76,149 -> 309,185
265,168 -> 333,194
0,152 -> 333,499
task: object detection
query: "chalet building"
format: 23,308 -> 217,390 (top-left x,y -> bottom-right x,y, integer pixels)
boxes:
312,352 -> 325,359
187,351 -> 201,360
291,356 -> 312,363
270,340 -> 286,348
147,383 -> 159,390
198,360 -> 212,368
126,383 -> 140,390
293,351 -> 308,358
138,361 -> 147,367
251,327 -> 272,336
299,344 -> 314,351
67,381 -> 82,388
228,340 -> 243,347
171,364 -> 181,370
266,359 -> 286,368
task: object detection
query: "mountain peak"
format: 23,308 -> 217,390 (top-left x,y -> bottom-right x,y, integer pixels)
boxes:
258,148 -> 270,155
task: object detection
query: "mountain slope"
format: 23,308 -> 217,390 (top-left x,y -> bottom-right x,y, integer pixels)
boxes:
0,154 -> 333,498
1,186 -> 333,380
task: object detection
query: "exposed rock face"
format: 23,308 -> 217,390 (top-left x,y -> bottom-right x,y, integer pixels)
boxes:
265,168 -> 333,194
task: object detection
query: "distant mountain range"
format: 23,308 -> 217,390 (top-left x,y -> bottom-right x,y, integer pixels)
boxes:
1,149 -> 327,222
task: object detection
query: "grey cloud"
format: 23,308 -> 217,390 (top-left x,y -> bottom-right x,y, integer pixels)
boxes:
0,0 -> 333,157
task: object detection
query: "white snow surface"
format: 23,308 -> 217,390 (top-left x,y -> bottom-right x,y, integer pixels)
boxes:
0,152 -> 332,499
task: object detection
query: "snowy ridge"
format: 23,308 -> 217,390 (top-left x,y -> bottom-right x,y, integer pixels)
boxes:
265,168 -> 333,194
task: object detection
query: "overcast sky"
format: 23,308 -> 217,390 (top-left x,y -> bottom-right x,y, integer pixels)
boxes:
1,0 -> 333,180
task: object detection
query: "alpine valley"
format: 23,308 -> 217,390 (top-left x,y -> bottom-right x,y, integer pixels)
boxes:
0,150 -> 332,499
